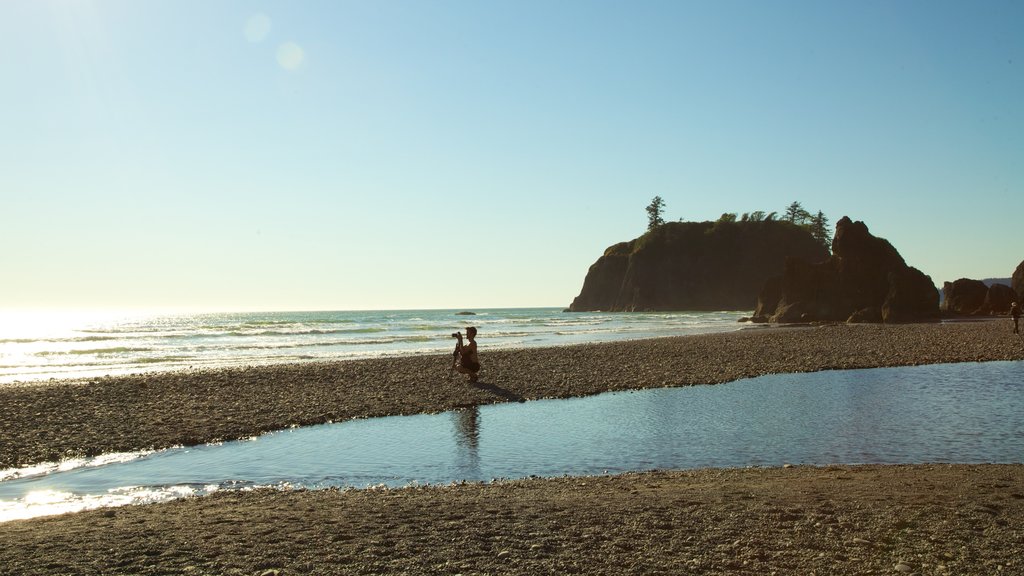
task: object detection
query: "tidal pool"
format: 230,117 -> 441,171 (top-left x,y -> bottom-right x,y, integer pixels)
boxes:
2,361 -> 1022,521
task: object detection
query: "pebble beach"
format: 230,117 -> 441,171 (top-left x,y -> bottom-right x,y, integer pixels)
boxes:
1,320 -> 1023,574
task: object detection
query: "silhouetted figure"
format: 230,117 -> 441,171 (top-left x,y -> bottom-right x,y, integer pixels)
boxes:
1012,302 -> 1021,335
451,327 -> 480,383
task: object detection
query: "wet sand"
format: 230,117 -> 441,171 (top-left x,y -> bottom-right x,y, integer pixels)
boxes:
1,320 -> 1023,574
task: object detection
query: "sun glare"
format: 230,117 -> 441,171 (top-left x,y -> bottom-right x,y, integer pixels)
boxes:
0,309 -> 170,341
0,310 -> 89,342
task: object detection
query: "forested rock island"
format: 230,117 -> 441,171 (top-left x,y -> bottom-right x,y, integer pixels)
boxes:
568,219 -> 828,312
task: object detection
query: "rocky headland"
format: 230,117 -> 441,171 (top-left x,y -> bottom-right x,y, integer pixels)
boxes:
568,220 -> 827,312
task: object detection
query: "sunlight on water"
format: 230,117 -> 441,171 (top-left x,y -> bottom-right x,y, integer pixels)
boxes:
0,450 -> 154,482
0,486 -> 205,523
0,310 -> 115,342
0,308 -> 749,384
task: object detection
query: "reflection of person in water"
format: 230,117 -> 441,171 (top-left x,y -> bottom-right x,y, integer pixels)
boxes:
456,407 -> 479,450
453,407 -> 481,480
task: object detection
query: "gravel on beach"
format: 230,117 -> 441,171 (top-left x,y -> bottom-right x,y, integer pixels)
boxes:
1,320 -> 1023,575
1,464 -> 1021,575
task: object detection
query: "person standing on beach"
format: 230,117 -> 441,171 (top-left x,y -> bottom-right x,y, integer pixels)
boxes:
453,327 -> 480,383
1012,302 -> 1021,334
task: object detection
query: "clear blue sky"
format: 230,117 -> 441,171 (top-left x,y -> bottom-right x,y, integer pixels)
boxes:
2,0 -> 1021,312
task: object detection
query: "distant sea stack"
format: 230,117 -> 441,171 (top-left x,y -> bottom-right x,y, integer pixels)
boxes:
977,283 -> 1018,315
941,278 -> 989,315
568,220 -> 829,312
752,216 -> 940,323
942,277 -> 1018,316
1014,260 -> 1024,301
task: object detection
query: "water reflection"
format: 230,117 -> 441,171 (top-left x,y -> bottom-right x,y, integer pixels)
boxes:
453,407 -> 481,479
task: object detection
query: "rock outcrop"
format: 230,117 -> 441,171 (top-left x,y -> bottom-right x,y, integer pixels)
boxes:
752,217 -> 940,323
976,283 -> 1018,315
940,279 -> 1018,315
941,279 -> 988,315
568,220 -> 829,312
1014,260 -> 1024,301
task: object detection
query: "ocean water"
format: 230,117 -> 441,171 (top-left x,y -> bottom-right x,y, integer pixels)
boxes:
0,308 -> 748,384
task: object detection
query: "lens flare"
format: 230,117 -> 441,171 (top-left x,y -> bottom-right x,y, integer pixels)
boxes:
277,42 -> 305,70
244,13 -> 271,43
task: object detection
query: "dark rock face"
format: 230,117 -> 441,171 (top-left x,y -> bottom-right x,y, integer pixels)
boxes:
941,278 -> 1018,316
752,276 -> 783,320
941,279 -> 988,314
568,221 -> 829,312
974,283 -> 1017,315
753,217 -> 940,323
884,267 -> 943,323
1014,260 -> 1024,301
847,307 -> 883,324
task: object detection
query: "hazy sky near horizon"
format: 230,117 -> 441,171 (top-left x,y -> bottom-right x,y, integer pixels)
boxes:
2,0 -> 1021,312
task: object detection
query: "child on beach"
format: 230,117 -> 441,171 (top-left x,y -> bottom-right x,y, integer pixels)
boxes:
1012,302 -> 1021,335
452,327 -> 480,383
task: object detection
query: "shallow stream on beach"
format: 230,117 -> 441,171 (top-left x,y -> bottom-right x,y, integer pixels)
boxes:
1,361 -> 1022,521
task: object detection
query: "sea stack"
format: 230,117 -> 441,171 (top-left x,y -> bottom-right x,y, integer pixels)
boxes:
752,217 -> 940,323
941,279 -> 989,315
568,220 -> 828,312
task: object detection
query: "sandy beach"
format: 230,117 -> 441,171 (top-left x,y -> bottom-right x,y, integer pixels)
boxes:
1,320 -> 1023,574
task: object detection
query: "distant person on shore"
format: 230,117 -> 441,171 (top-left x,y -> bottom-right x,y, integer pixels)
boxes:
452,327 -> 480,383
1012,302 -> 1021,335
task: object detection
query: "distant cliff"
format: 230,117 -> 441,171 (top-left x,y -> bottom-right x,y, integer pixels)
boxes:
568,220 -> 829,312
1014,260 -> 1024,302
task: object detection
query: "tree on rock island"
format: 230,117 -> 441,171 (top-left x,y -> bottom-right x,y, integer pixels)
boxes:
810,211 -> 831,251
646,196 -> 666,231
784,201 -> 831,253
784,201 -> 812,226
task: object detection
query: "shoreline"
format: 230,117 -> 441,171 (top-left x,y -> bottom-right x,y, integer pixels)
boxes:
2,320 -> 1022,470
0,315 -> 1004,390
0,307 -> 746,387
